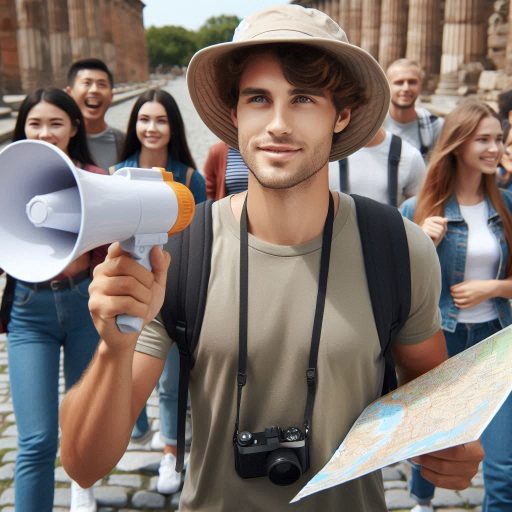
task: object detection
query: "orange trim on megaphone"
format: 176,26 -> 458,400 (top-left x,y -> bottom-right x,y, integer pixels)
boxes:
154,167 -> 195,235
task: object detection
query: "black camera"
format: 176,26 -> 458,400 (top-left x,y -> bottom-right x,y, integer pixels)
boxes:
234,425 -> 309,486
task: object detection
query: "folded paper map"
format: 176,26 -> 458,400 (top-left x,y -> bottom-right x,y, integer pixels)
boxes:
292,324 -> 512,503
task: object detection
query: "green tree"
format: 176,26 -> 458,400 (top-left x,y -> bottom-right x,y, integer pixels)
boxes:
146,25 -> 198,69
196,15 -> 241,49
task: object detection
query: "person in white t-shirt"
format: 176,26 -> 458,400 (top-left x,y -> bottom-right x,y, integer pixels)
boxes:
401,99 -> 512,512
329,127 -> 425,206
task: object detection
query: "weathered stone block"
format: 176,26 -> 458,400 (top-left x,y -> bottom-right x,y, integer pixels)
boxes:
479,70 -> 499,91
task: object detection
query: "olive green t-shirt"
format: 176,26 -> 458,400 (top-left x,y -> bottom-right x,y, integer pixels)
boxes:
136,193 -> 441,511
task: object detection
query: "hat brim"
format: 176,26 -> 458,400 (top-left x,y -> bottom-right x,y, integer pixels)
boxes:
187,36 -> 390,161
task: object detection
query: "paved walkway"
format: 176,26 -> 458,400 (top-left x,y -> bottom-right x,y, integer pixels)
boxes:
0,78 -> 485,510
0,326 -> 487,511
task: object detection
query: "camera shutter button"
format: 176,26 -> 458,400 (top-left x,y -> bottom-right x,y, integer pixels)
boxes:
238,431 -> 252,446
283,427 -> 302,442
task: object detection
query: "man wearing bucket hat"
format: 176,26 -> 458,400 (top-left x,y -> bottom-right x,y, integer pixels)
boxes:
60,5 -> 483,511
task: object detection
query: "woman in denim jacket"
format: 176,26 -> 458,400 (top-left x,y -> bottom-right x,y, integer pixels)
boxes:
401,100 -> 512,512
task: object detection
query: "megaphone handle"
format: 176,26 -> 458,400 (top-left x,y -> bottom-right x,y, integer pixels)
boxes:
116,236 -> 167,334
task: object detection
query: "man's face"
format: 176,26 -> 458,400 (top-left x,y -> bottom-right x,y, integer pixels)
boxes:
66,69 -> 113,126
387,65 -> 422,110
231,52 -> 349,190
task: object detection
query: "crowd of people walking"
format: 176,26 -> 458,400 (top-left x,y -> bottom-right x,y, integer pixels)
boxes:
0,4 -> 511,512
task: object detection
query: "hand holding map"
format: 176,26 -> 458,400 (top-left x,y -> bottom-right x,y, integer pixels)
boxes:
292,325 -> 512,503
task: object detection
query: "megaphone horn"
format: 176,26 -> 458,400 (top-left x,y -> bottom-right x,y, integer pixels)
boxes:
0,139 -> 195,333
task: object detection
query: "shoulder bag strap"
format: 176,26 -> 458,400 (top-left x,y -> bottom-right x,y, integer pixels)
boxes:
387,134 -> 402,207
160,199 -> 214,471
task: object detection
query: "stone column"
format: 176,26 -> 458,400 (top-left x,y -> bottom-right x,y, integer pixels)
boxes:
330,0 -> 340,24
85,0 -> 104,60
135,0 -> 149,81
406,0 -> 442,90
100,0 -> 116,79
360,0 -> 381,58
15,0 -> 53,91
111,0 -> 128,82
0,0 -> 21,93
347,0 -> 362,46
325,0 -> 333,17
435,0 -> 487,96
47,0 -> 71,88
68,0 -> 90,60
378,0 -> 408,70
505,0 -> 512,74
338,0 -> 351,33
124,0 -> 140,82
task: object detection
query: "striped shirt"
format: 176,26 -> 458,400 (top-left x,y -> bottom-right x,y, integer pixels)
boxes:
225,147 -> 249,195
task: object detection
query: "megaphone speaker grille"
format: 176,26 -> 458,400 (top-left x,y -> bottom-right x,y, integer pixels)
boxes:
0,140 -> 81,282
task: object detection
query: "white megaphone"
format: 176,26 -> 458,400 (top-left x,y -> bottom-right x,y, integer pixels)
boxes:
0,140 -> 195,333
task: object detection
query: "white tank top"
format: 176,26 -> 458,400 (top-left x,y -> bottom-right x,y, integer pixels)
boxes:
458,201 -> 500,323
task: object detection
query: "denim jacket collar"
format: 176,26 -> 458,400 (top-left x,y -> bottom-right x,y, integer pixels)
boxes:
444,195 -> 498,222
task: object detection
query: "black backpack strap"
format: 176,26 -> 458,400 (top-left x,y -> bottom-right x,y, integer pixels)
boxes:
351,194 -> 411,394
338,159 -> 349,193
387,134 -> 402,207
160,199 -> 213,471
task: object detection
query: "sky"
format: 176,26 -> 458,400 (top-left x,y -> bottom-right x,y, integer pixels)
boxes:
142,0 -> 290,30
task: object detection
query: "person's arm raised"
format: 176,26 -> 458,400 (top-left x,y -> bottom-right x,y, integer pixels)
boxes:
60,243 -> 170,487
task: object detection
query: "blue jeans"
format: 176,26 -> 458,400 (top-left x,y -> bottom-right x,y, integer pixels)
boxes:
134,342 -> 180,444
410,319 -> 512,511
7,279 -> 99,512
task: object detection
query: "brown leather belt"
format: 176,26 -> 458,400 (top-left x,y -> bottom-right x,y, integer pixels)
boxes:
19,268 -> 91,291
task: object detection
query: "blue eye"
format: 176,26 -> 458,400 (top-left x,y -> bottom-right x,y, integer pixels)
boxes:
294,96 -> 312,104
250,96 -> 267,103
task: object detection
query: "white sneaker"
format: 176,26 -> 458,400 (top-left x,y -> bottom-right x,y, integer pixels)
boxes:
70,481 -> 97,512
151,430 -> 165,451
410,505 -> 434,512
157,453 -> 182,495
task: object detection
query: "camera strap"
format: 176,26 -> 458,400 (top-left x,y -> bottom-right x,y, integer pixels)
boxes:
234,192 -> 334,440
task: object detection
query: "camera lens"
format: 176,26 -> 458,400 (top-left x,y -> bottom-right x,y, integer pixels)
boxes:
266,448 -> 302,486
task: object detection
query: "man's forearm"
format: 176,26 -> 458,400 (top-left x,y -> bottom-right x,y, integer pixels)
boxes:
60,339 -> 136,487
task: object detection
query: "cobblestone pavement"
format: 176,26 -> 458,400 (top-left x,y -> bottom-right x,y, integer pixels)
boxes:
0,80 -> 485,510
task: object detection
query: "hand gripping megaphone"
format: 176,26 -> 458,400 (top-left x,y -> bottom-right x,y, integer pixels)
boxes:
0,139 -> 195,333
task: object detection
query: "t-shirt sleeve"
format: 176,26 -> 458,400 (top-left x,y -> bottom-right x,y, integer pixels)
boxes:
395,218 -> 442,345
135,313 -> 173,359
403,146 -> 426,198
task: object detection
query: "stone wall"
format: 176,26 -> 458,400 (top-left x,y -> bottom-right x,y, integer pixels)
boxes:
292,0 -> 512,99
0,0 -> 148,94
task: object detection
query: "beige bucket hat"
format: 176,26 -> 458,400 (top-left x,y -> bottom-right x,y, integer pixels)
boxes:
187,4 -> 390,161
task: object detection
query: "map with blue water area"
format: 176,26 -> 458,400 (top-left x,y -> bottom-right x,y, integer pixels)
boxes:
292,324 -> 512,503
